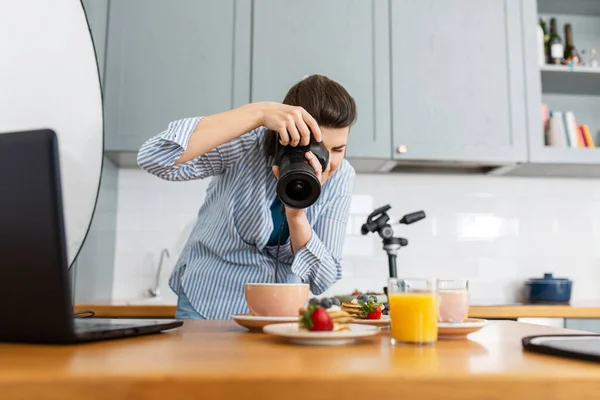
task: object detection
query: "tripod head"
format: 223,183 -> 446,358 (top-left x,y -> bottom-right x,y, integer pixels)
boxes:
361,205 -> 426,242
361,204 -> 426,278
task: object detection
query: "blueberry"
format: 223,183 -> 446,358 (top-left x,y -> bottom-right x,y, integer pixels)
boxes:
358,294 -> 369,302
308,298 -> 319,306
370,296 -> 378,303
320,298 -> 332,309
331,297 -> 341,306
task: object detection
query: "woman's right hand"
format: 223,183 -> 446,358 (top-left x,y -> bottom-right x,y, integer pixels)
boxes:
258,102 -> 322,146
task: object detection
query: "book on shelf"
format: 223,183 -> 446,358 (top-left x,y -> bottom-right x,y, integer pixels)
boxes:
563,111 -> 579,147
581,125 -> 595,147
543,105 -> 596,148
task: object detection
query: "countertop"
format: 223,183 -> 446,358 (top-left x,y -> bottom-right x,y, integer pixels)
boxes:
73,302 -> 600,319
1,321 -> 599,399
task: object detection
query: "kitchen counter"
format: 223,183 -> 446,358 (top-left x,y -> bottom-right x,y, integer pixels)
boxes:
469,304 -> 600,319
1,320 -> 599,399
73,302 -> 600,319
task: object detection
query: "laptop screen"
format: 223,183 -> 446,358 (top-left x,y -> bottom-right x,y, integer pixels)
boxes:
0,129 -> 74,339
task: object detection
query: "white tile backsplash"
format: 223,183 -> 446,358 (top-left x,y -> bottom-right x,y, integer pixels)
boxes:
112,169 -> 600,306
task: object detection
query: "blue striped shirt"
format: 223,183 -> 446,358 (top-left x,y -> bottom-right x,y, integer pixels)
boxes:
137,117 -> 355,319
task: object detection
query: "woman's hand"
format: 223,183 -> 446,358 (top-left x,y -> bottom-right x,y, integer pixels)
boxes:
272,151 -> 328,184
258,102 -> 322,146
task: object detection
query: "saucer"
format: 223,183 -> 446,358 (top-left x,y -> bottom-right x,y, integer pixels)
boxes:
438,318 -> 488,339
263,323 -> 379,345
231,313 -> 298,332
351,315 -> 391,327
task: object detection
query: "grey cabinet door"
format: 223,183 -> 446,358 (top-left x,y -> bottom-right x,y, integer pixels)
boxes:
390,0 -> 527,164
565,319 -> 600,333
81,0 -> 109,86
251,0 -> 391,159
103,0 -> 251,152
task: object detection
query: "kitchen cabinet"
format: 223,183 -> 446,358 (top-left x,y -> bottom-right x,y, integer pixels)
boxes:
81,0 -> 109,86
511,0 -> 600,178
250,0 -> 391,160
96,0 -> 597,177
565,319 -> 600,333
389,0 -> 528,166
102,0 -> 251,153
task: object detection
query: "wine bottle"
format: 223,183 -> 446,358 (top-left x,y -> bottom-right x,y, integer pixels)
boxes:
537,24 -> 545,66
539,17 -> 549,63
548,18 -> 564,65
564,23 -> 580,66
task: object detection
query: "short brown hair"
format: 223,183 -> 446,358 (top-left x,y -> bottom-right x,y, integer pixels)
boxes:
262,74 -> 357,156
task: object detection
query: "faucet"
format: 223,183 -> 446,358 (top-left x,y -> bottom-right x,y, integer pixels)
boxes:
147,248 -> 170,297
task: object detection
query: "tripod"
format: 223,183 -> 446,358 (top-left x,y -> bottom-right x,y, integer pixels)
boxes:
361,205 -> 426,295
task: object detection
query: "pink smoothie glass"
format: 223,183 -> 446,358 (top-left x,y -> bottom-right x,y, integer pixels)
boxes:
437,280 -> 470,323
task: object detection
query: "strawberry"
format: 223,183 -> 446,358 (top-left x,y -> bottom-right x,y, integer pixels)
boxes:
357,297 -> 382,320
310,307 -> 334,331
301,304 -> 333,331
366,308 -> 382,320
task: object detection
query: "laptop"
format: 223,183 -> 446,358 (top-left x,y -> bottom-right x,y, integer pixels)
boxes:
0,129 -> 183,344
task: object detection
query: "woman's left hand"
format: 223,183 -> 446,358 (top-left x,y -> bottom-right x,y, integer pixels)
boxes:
272,151 -> 329,218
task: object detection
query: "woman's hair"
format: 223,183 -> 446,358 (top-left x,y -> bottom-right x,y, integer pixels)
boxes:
262,74 -> 357,156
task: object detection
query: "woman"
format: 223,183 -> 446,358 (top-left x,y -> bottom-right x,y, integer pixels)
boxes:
137,75 -> 357,320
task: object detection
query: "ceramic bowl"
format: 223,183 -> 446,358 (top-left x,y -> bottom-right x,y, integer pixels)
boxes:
244,283 -> 309,317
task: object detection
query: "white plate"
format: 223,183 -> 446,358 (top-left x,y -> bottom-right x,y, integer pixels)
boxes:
351,315 -> 391,327
262,323 -> 379,345
231,314 -> 298,332
438,318 -> 488,339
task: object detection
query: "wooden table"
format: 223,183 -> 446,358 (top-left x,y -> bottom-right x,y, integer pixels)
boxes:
1,321 -> 600,399
73,303 -> 600,319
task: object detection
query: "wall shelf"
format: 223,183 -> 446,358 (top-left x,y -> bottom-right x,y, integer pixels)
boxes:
537,0 -> 600,17
530,146 -> 600,165
540,65 -> 600,95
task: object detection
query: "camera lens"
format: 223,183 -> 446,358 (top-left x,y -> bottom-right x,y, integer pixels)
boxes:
285,179 -> 312,202
275,146 -> 323,209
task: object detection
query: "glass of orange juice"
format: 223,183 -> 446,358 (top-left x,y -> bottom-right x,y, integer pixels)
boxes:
388,277 -> 438,346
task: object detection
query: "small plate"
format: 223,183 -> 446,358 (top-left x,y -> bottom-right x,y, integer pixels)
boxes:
263,323 -> 379,345
231,314 -> 298,332
438,318 -> 488,339
351,315 -> 391,327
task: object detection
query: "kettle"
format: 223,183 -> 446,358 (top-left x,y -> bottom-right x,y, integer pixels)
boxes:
525,273 -> 572,304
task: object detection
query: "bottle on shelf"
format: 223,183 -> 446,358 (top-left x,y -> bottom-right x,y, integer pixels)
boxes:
548,18 -> 564,65
563,23 -> 580,67
539,17 -> 549,64
537,24 -> 545,66
580,49 -> 588,66
590,49 -> 598,68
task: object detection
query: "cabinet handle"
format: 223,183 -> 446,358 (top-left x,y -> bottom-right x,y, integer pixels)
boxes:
396,145 -> 407,154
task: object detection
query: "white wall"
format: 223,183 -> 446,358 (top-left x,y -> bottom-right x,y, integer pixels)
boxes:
113,169 -> 600,305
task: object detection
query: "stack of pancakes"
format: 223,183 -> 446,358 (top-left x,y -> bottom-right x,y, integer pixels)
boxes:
340,302 -> 362,317
298,308 -> 353,332
341,301 -> 385,319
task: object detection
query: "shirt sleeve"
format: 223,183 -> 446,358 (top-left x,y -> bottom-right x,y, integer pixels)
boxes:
289,167 -> 355,294
137,117 -> 262,181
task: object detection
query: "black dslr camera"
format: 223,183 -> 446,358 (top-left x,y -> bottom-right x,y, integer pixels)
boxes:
274,137 -> 330,209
